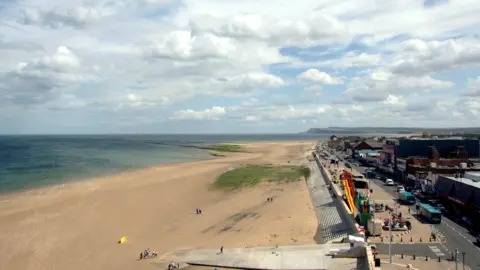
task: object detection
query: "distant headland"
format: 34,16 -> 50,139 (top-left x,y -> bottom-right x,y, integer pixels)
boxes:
302,127 -> 480,135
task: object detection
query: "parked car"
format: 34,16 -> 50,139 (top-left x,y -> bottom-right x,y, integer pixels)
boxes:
435,204 -> 446,212
461,216 -> 474,228
396,185 -> 405,192
385,179 -> 395,186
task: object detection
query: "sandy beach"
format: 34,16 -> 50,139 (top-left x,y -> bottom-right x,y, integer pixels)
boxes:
0,141 -> 318,270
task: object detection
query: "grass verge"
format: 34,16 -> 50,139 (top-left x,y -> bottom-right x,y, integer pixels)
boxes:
203,144 -> 247,152
212,164 -> 311,190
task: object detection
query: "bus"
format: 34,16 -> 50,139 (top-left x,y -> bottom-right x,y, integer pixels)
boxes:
419,203 -> 442,224
398,191 -> 416,205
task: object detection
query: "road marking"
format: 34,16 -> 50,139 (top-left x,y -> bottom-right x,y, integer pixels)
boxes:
381,261 -> 420,270
428,245 -> 445,256
430,225 -> 446,243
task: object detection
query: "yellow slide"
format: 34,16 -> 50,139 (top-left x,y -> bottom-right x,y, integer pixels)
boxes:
343,180 -> 355,213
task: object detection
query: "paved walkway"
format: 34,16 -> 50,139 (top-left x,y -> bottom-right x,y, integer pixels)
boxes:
376,254 -> 471,270
306,156 -> 352,243
155,244 -> 358,270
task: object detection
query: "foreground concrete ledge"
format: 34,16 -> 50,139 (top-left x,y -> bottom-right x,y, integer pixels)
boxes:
154,244 -> 369,270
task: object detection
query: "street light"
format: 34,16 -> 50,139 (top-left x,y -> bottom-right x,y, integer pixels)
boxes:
455,248 -> 459,270
389,218 -> 392,264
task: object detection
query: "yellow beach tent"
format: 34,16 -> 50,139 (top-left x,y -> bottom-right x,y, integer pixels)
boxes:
119,236 -> 127,244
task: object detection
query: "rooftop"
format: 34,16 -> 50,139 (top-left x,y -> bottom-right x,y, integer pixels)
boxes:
442,175 -> 480,189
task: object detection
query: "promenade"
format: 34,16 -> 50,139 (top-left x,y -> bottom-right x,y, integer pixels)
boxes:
306,155 -> 355,243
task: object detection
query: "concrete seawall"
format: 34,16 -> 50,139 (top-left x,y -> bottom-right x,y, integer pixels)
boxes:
313,152 -> 359,235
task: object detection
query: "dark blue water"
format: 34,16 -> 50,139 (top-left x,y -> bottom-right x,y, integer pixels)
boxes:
0,134 -> 328,193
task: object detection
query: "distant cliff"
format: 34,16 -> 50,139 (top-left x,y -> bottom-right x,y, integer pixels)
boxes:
304,127 -> 480,134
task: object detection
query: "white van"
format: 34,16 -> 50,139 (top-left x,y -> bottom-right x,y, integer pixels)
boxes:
385,179 -> 395,186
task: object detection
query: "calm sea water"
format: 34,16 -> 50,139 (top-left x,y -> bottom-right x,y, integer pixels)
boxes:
0,134 -> 329,194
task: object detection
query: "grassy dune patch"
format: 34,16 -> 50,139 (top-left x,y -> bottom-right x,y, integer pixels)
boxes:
203,144 -> 247,152
213,165 -> 311,190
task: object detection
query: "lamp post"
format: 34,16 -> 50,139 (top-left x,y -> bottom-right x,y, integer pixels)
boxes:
389,218 -> 392,264
455,248 -> 458,270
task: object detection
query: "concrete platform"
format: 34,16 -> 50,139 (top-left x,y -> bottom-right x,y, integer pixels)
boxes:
154,244 -> 367,270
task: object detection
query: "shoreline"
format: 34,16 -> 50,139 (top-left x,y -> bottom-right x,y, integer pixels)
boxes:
0,140 -> 319,198
0,140 -> 317,204
0,152 -> 217,198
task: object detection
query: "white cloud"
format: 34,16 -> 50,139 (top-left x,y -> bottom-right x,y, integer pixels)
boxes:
0,46 -> 86,105
291,52 -> 382,69
297,69 -> 344,84
389,38 -> 480,76
464,77 -> 480,97
342,69 -> 454,102
171,106 -> 226,120
382,95 -> 407,107
146,31 -> 236,61
188,12 -> 348,47
19,6 -> 112,29
208,73 -> 285,94
244,115 -> 262,122
2,0 -> 480,133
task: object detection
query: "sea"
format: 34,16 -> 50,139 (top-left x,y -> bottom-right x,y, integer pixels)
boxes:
0,134 -> 332,194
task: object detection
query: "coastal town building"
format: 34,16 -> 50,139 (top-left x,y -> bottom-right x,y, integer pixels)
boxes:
435,172 -> 480,226
398,157 -> 480,192
380,139 -> 480,163
350,140 -> 383,159
378,138 -> 480,181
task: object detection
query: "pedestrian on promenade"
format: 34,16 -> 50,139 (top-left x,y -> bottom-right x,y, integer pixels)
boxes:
220,246 -> 224,254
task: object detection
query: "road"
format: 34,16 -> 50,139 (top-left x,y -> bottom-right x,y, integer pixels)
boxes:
351,163 -> 480,269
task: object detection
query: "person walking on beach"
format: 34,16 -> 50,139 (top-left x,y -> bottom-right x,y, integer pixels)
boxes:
220,246 -> 224,254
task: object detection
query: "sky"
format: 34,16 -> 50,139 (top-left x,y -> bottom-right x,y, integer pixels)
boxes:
0,0 -> 480,134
